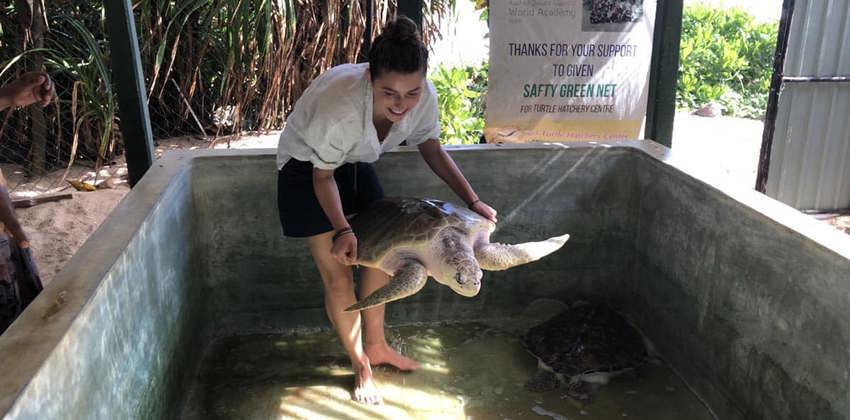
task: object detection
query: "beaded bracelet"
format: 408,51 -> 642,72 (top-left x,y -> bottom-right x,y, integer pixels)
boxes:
332,227 -> 354,242
467,199 -> 481,209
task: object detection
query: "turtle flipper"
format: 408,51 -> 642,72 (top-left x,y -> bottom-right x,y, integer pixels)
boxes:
345,261 -> 428,312
475,234 -> 570,271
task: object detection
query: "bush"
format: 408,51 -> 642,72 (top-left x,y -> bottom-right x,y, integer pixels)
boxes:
0,1 -> 451,172
429,62 -> 488,145
677,4 -> 778,119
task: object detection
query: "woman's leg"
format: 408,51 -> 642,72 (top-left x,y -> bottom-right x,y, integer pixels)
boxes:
360,267 -> 419,371
307,231 -> 381,404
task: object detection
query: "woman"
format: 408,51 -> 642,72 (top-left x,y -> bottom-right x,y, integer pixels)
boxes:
276,16 -> 496,404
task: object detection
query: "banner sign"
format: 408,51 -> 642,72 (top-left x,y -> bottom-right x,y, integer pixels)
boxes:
485,0 -> 656,142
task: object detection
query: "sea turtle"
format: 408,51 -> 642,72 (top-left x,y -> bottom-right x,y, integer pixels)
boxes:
344,198 -> 570,312
521,302 -> 647,398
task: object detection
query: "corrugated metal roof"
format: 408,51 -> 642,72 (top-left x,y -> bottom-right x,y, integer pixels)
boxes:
766,0 -> 850,210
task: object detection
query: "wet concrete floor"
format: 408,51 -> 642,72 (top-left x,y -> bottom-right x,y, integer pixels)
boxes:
181,323 -> 715,419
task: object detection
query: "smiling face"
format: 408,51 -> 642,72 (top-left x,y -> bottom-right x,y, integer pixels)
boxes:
371,70 -> 425,123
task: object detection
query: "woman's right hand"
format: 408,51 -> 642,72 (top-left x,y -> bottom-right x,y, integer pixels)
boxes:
331,232 -> 358,265
470,200 -> 498,223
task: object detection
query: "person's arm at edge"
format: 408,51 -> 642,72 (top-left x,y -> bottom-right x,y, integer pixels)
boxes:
417,139 -> 497,222
0,72 -> 56,248
0,71 -> 55,111
0,91 -> 12,111
0,172 -> 29,248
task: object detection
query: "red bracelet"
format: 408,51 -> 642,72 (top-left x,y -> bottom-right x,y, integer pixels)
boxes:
467,199 -> 481,209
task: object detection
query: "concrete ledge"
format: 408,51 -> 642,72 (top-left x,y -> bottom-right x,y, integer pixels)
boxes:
0,153 -> 201,418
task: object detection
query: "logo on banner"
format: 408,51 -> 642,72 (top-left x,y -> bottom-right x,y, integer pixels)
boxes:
486,0 -> 656,143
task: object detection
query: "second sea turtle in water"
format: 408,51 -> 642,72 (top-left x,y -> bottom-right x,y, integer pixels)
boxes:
345,198 -> 570,311
521,302 -> 648,398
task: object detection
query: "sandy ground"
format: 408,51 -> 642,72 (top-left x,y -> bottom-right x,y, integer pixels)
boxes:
6,120 -> 848,287
6,132 -> 280,286
672,112 -> 850,234
671,111 -> 764,189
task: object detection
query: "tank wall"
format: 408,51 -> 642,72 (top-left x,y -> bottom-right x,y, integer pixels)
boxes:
189,147 -> 640,333
632,154 -> 850,420
0,163 -> 206,419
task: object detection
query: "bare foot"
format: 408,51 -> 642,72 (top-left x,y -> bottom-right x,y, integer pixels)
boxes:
366,342 -> 419,371
352,361 -> 383,405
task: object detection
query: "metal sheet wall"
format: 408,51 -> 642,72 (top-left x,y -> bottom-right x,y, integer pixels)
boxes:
766,0 -> 850,210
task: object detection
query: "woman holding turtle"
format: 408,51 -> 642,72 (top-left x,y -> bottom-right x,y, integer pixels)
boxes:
276,16 -> 496,404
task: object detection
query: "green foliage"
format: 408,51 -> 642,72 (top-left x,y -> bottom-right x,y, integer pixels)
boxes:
429,62 -> 488,145
677,4 -> 778,119
0,0 -> 455,170
46,14 -> 116,160
472,0 -> 489,22
0,3 -> 117,167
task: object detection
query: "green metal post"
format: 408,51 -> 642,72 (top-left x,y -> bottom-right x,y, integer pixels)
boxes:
104,0 -> 155,187
645,0 -> 683,147
397,0 -> 423,29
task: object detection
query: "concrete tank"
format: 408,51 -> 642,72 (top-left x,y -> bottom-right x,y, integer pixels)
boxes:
0,141 -> 848,419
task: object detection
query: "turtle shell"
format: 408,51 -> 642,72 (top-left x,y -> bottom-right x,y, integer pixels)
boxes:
521,303 -> 647,377
350,198 -> 491,265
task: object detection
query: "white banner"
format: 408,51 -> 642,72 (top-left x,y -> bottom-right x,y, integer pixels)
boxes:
485,0 -> 656,142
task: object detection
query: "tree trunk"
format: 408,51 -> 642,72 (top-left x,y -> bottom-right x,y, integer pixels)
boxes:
26,0 -> 47,176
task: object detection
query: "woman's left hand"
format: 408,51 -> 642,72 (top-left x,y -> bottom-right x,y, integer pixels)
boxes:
470,200 -> 497,223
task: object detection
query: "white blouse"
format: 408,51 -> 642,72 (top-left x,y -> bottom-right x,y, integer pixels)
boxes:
276,62 -> 441,170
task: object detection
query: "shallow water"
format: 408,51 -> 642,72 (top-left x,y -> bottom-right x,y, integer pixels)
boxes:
181,323 -> 715,419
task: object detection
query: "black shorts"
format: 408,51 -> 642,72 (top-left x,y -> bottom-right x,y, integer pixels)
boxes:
277,159 -> 384,237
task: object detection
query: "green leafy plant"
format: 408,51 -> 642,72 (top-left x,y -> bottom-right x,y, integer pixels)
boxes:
430,62 -> 488,145
677,4 -> 778,119
0,3 -> 117,173
46,14 -> 117,166
472,0 -> 488,22
0,0 -> 456,173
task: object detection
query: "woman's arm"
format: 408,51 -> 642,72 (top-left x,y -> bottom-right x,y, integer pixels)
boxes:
313,168 -> 349,231
313,168 -> 357,264
417,139 -> 497,222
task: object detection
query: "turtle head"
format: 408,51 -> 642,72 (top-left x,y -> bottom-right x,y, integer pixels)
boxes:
448,260 -> 483,297
436,230 -> 483,297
